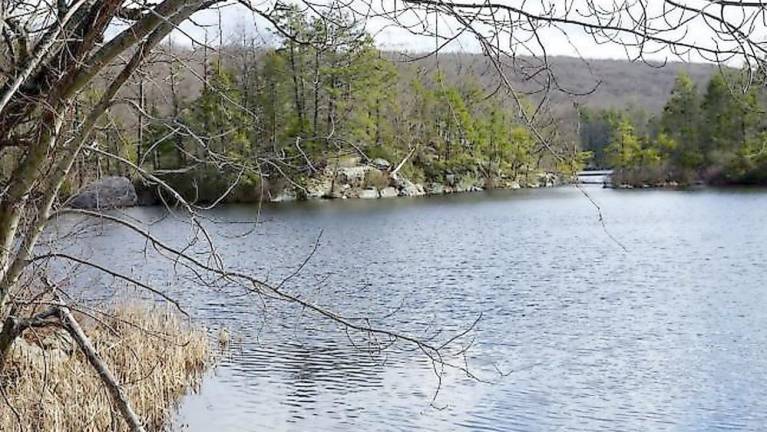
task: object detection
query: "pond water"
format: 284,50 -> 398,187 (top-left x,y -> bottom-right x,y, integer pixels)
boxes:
59,185 -> 767,431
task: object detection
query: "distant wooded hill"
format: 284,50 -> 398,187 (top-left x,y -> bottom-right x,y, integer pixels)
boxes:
133,48 -> 719,117
392,53 -> 719,112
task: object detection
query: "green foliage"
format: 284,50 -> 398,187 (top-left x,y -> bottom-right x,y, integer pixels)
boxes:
605,118 -> 642,168
158,166 -> 262,204
659,72 -> 703,170
125,7 -> 584,199
579,106 -> 656,169
597,69 -> 767,186
557,150 -> 592,176
186,65 -> 253,158
578,107 -> 616,168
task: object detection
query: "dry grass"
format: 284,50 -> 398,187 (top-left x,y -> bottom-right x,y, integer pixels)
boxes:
0,304 -> 211,432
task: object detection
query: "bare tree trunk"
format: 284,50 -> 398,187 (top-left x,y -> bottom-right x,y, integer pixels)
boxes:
374,97 -> 381,146
137,74 -> 145,166
313,48 -> 321,140
60,304 -> 146,432
168,41 -> 185,167
392,146 -> 417,177
289,41 -> 304,132
0,316 -> 22,374
0,107 -> 65,299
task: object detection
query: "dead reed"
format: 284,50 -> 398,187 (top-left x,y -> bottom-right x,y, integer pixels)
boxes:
0,303 -> 211,432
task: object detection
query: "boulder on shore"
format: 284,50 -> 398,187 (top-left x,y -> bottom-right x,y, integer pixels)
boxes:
337,166 -> 375,187
12,336 -> 70,368
371,158 -> 392,170
69,176 -> 137,209
379,186 -> 399,198
305,173 -> 335,199
270,190 -> 297,202
399,179 -> 426,197
537,172 -> 560,187
391,174 -> 425,197
358,188 -> 379,199
426,183 -> 446,195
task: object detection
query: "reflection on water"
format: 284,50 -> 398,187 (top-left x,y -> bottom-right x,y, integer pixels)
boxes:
59,186 -> 767,431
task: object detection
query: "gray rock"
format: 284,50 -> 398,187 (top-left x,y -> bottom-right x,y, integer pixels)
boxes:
456,174 -> 483,193
13,338 -> 43,360
41,329 -> 75,355
306,177 -> 334,199
510,181 -> 521,189
537,172 -> 559,187
271,190 -> 296,202
426,183 -> 446,195
445,174 -> 456,186
390,173 -> 425,197
398,180 -> 425,197
358,188 -> 379,199
337,166 -> 375,187
69,176 -> 137,209
306,188 -> 326,199
379,187 -> 399,198
370,158 -> 392,170
13,337 -> 69,367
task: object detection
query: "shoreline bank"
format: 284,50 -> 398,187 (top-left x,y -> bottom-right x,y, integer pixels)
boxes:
269,164 -> 564,203
67,159 -> 567,209
1,303 -> 211,432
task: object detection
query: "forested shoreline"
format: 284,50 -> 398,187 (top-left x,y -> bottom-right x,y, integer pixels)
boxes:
580,70 -> 767,187
43,7 -> 581,205
1,8 -> 760,206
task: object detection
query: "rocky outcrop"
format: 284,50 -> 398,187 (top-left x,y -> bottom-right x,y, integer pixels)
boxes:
40,329 -> 75,354
425,182 -> 446,195
305,175 -> 334,199
537,172 -> 560,187
379,187 -> 399,198
266,158 -> 564,204
391,174 -> 425,197
358,188 -> 379,199
270,190 -> 297,202
336,166 -> 376,188
399,179 -> 426,197
12,331 -> 73,368
371,158 -> 392,170
69,176 -> 138,209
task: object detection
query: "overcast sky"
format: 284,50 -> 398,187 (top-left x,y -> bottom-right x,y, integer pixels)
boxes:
151,0 -> 757,66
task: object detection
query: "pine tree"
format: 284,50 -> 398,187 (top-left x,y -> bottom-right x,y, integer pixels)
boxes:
660,72 -> 703,171
701,72 -> 743,162
187,65 -> 253,160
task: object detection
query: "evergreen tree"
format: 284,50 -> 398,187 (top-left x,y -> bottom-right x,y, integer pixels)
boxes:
660,72 -> 703,171
187,65 -> 253,160
701,72 -> 742,161
605,117 -> 642,168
